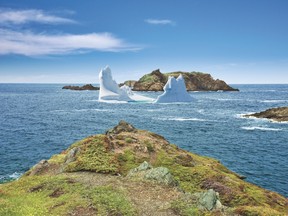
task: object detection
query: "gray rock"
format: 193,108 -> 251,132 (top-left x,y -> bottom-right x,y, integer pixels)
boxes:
144,167 -> 176,186
127,161 -> 177,186
65,147 -> 80,164
29,160 -> 49,176
127,161 -> 152,176
197,189 -> 221,211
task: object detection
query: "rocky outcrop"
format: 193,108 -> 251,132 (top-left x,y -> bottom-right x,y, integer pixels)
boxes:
1,121 -> 287,216
125,69 -> 238,91
62,84 -> 99,90
127,161 -> 178,186
244,107 -> 288,122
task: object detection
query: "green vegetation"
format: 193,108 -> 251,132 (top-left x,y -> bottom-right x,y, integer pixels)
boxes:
0,122 -> 287,215
64,135 -> 119,173
0,175 -> 135,216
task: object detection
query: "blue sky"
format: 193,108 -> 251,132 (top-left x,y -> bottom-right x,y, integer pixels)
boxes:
0,0 -> 287,84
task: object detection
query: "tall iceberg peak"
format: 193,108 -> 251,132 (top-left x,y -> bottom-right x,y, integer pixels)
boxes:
155,74 -> 194,103
99,66 -> 132,101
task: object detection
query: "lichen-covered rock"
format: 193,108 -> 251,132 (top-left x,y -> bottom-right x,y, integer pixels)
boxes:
197,189 -> 222,211
127,161 -> 178,186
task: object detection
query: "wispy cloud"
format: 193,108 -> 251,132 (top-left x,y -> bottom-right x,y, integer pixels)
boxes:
0,8 -> 76,25
0,29 -> 141,56
145,19 -> 175,25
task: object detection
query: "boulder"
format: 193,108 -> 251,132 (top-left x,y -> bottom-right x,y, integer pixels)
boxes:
106,120 -> 137,135
127,161 -> 178,186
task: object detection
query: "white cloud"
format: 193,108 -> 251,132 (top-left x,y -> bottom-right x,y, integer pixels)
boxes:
0,29 -> 141,56
145,19 -> 175,25
0,8 -> 76,25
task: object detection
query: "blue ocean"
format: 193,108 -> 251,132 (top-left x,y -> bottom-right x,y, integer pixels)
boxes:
0,84 -> 287,197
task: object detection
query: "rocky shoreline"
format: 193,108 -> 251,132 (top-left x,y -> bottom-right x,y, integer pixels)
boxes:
62,84 -> 99,90
121,69 -> 239,92
0,121 -> 287,215
244,106 -> 288,122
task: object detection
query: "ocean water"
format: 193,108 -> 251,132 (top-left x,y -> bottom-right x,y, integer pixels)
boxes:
0,84 -> 287,197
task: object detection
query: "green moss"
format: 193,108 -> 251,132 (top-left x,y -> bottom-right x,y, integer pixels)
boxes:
144,140 -> 154,153
0,175 -> 87,216
84,186 -> 136,215
64,135 -> 118,174
170,199 -> 202,216
125,137 -> 133,144
117,150 -> 137,174
49,153 -> 66,164
138,74 -> 154,83
0,175 -> 136,216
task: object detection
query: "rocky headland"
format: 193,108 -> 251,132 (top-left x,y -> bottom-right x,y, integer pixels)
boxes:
121,69 -> 239,92
62,84 -> 99,91
0,121 -> 287,215
244,107 -> 288,122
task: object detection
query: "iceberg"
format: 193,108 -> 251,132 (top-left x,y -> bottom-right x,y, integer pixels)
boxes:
99,66 -> 132,102
98,66 -> 154,103
155,75 -> 193,103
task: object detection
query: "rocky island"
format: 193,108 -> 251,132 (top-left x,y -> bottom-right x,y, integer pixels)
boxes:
121,69 -> 239,92
62,84 -> 99,91
244,106 -> 288,122
0,121 -> 286,215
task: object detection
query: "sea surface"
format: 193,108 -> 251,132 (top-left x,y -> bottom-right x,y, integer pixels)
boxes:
0,84 -> 287,197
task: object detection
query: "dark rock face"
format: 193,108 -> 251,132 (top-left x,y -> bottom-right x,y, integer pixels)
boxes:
244,107 -> 288,122
62,84 -> 99,91
126,69 -> 239,91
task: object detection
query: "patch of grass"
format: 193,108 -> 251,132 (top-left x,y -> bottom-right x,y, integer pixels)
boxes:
117,150 -> 139,175
64,135 -> 119,174
84,186 -> 136,215
0,175 -> 87,216
125,137 -> 133,144
144,140 -> 154,153
170,199 -> 201,216
234,206 -> 283,216
139,74 -> 154,83
0,175 -> 136,216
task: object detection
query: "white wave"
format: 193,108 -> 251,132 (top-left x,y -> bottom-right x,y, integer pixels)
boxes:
217,98 -> 241,101
0,172 -> 22,181
74,109 -> 110,112
260,100 -> 288,103
156,117 -> 207,122
241,126 -> 282,131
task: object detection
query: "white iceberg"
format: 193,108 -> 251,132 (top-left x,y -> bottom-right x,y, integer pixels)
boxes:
99,66 -> 132,102
155,75 -> 193,103
99,66 -> 153,103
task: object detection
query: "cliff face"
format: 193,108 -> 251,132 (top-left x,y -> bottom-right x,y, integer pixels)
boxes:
244,107 -> 288,122
0,121 -> 286,216
127,69 -> 238,91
